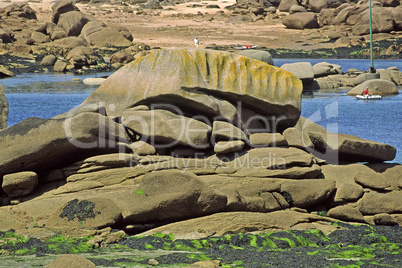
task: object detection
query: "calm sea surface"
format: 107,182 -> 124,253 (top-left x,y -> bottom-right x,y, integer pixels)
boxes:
1,59 -> 401,163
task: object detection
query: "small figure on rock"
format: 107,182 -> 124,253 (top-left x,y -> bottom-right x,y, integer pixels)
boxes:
194,37 -> 199,48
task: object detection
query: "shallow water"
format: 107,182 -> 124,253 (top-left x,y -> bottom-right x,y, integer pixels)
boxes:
1,60 -> 401,163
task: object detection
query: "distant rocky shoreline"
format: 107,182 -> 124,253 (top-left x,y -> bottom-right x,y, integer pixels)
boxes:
0,1 -> 401,267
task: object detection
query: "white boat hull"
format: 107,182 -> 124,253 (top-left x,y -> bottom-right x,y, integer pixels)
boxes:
356,95 -> 382,100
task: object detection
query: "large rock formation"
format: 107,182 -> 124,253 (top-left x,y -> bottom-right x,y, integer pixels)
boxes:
0,48 -> 400,242
79,48 -> 303,131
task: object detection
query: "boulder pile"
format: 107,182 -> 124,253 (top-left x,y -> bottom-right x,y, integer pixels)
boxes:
0,0 -> 144,74
280,61 -> 402,92
0,48 -> 400,241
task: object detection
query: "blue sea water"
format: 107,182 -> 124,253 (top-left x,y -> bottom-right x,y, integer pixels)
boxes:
1,59 -> 401,163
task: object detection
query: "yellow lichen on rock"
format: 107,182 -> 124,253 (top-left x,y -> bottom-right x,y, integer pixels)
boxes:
81,48 -> 302,128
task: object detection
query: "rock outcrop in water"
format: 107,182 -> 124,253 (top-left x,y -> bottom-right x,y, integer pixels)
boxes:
0,48 -> 400,241
0,85 -> 8,130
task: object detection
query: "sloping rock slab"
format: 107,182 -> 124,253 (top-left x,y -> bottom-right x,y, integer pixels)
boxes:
80,48 -> 303,130
309,132 -> 396,163
0,113 -> 128,175
358,191 -> 402,215
139,210 -> 336,239
122,170 -> 227,223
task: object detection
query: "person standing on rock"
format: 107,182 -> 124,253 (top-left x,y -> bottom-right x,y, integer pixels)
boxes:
194,37 -> 199,48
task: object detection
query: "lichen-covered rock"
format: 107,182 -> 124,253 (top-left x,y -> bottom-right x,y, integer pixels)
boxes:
81,48 -> 303,131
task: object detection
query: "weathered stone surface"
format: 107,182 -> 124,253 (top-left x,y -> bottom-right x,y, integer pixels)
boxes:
278,0 -> 299,12
309,132 -> 396,163
140,210 -> 335,239
283,127 -> 313,150
79,20 -> 132,47
109,51 -> 135,64
46,254 -> 95,268
122,109 -> 211,148
31,31 -> 50,43
294,116 -> 329,134
80,49 -> 303,131
352,7 -> 395,35
0,85 -> 8,129
321,165 -> 372,203
392,6 -> 402,30
358,192 -> 402,215
184,260 -> 221,268
333,182 -> 364,203
282,12 -> 319,29
237,50 -> 274,65
66,46 -> 103,68
307,0 -> 331,12
280,62 -> 314,84
127,141 -> 156,155
373,213 -> 399,226
289,5 -> 307,14
40,54 -> 57,66
48,197 -> 122,230
214,140 -> 245,154
280,179 -> 336,209
52,0 -> 80,24
354,170 -> 392,190
53,60 -> 68,72
0,29 -> 13,44
0,113 -> 129,175
122,170 -> 227,223
215,147 -> 320,178
2,171 -> 38,198
199,175 -> 283,212
82,78 -> 106,85
312,62 -> 342,77
211,121 -> 248,143
249,133 -> 287,147
0,66 -> 15,78
328,205 -> 366,223
347,79 -> 399,96
52,36 -> 88,48
57,11 -> 90,36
